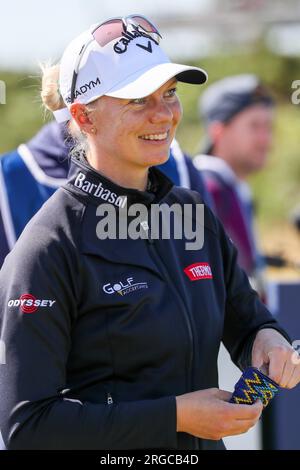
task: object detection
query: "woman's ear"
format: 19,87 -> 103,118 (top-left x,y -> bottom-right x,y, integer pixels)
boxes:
70,103 -> 93,130
208,121 -> 225,146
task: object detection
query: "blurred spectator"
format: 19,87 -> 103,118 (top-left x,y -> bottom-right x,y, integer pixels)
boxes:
194,74 -> 274,293
0,124 -> 210,268
0,121 -> 72,267
158,138 -> 213,207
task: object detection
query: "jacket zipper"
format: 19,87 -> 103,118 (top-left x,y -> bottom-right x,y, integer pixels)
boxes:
147,239 -> 194,387
146,236 -> 199,449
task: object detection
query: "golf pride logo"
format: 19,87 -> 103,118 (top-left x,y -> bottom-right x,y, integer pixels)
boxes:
8,294 -> 56,314
184,262 -> 213,281
103,277 -> 148,296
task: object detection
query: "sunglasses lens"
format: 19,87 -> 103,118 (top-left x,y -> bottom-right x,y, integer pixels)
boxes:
92,16 -> 161,48
131,16 -> 160,34
93,19 -> 124,47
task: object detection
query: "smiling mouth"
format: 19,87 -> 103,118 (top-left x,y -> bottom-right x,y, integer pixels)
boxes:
139,131 -> 169,142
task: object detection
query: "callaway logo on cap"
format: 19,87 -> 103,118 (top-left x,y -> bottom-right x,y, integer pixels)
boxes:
54,14 -> 207,122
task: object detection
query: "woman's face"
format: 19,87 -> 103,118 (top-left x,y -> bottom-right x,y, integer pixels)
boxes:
90,78 -> 182,171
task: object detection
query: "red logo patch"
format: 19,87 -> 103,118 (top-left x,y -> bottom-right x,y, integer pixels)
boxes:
184,262 -> 213,281
19,294 -> 38,314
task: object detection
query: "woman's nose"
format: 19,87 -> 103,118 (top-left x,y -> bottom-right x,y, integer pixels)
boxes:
149,99 -> 173,123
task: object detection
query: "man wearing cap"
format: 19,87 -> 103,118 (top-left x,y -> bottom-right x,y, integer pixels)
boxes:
194,74 -> 274,291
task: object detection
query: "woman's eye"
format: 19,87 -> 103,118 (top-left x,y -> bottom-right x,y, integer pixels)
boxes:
131,97 -> 146,105
129,88 -> 177,105
165,87 -> 177,97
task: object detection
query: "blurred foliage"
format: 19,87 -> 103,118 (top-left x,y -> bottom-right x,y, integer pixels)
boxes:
1,45 -> 300,226
0,71 -> 48,151
177,46 -> 300,225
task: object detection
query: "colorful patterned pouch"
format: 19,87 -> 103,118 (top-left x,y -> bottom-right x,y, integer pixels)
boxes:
230,366 -> 280,407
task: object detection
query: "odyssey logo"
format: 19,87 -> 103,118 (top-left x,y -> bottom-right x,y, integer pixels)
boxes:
103,277 -> 148,296
184,262 -> 213,281
74,172 -> 127,208
7,294 -> 56,313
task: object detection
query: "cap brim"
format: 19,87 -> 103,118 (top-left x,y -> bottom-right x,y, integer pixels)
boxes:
104,62 -> 207,100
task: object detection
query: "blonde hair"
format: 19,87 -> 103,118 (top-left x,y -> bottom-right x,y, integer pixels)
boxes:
40,63 -> 65,112
40,62 -> 93,157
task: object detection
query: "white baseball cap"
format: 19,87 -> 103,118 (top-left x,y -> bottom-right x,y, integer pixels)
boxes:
54,15 -> 208,122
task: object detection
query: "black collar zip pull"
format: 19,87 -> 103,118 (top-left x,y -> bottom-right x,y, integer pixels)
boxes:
106,392 -> 113,405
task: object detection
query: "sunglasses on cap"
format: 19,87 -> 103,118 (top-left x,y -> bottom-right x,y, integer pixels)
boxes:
70,15 -> 162,104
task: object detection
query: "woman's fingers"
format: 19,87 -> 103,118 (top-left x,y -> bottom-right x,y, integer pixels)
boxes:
286,364 -> 300,389
224,399 -> 263,421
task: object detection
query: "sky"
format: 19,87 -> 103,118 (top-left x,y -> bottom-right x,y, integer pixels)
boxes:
2,0 -> 300,71
0,0 -> 212,70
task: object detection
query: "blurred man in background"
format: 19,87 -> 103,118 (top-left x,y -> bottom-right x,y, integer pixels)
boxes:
194,74 -> 274,295
159,138 -> 213,207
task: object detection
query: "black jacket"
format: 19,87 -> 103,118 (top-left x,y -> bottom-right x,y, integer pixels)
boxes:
0,157 -> 290,450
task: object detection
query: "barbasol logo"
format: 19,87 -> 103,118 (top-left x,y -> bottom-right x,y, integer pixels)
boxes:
103,277 -> 148,296
74,172 -> 127,208
7,294 -> 56,314
66,77 -> 101,104
184,262 -> 213,281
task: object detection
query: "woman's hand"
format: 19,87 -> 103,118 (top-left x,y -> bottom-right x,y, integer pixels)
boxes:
175,388 -> 263,440
252,328 -> 300,388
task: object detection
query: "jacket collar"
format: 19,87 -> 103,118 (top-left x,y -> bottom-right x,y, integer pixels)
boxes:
26,122 -> 72,178
65,155 -> 174,208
